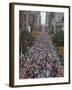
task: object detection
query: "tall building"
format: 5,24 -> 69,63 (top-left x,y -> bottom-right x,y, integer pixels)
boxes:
53,12 -> 64,33
19,11 -> 41,55
46,12 -> 64,34
19,11 -> 41,32
19,11 -> 29,31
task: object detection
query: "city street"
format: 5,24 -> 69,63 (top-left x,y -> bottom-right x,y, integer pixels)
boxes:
19,27 -> 64,79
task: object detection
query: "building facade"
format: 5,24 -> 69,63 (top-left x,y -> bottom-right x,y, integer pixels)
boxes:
46,12 -> 64,34
19,11 -> 41,55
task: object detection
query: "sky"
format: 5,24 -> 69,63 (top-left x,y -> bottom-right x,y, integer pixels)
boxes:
41,12 -> 46,25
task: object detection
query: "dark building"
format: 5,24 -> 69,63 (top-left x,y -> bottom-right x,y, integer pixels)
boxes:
46,12 -> 64,34
19,11 -> 41,55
